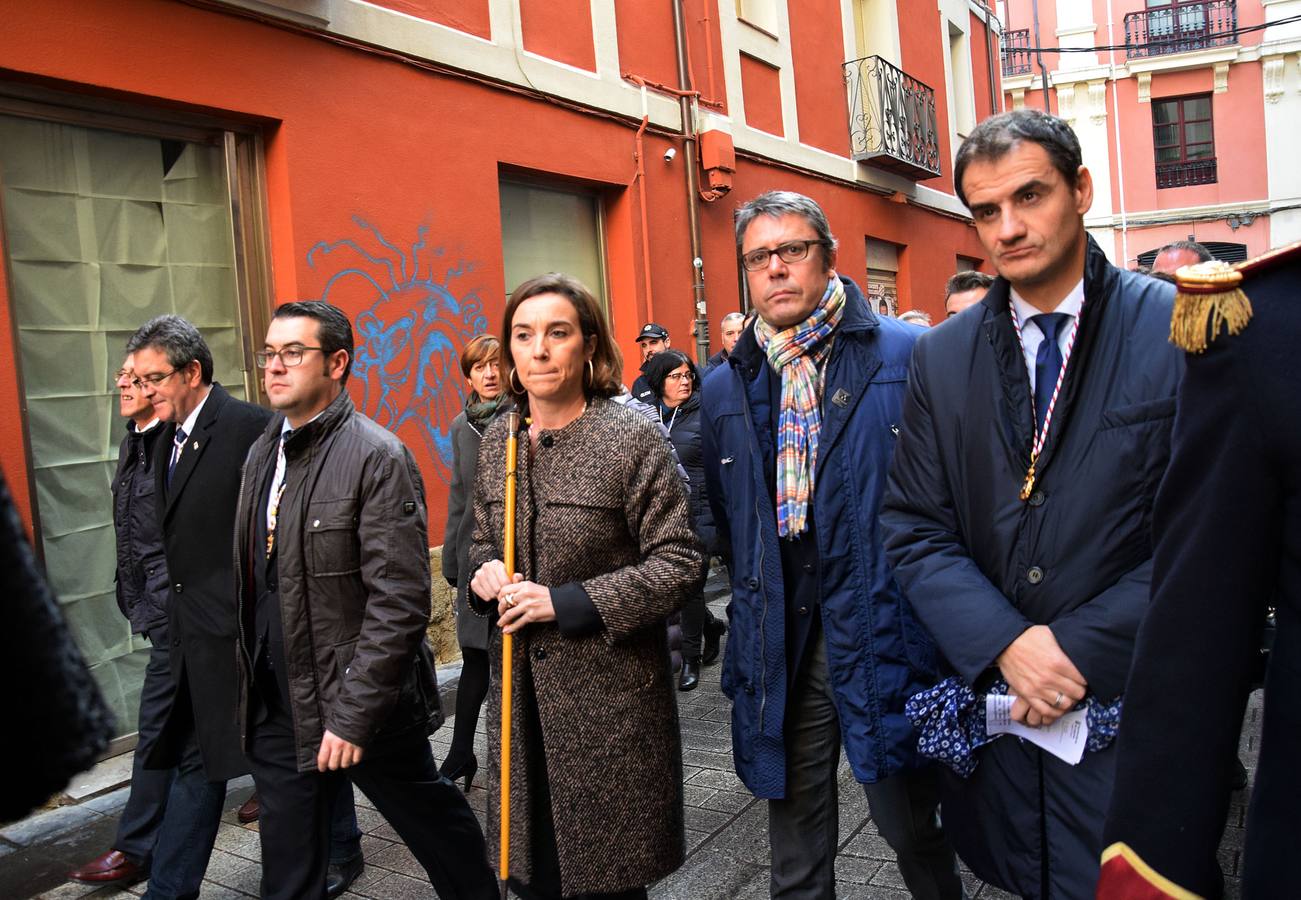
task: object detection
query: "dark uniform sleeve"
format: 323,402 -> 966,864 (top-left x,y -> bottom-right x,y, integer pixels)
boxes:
1101,329 -> 1280,897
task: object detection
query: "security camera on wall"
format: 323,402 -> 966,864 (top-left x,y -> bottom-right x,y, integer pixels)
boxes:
663,147 -> 677,162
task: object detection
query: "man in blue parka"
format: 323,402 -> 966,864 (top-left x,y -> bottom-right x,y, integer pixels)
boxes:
701,191 -> 963,899
880,111 -> 1184,899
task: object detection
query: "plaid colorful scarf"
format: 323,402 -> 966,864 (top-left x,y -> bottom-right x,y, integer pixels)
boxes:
754,276 -> 846,536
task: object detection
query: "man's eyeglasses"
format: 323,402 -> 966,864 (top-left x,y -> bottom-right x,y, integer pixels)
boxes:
132,368 -> 180,389
255,346 -> 324,368
741,239 -> 829,272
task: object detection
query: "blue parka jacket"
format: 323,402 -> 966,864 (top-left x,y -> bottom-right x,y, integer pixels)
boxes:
700,276 -> 939,799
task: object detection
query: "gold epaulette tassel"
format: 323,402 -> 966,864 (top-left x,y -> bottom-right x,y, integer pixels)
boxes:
1170,260 -> 1253,354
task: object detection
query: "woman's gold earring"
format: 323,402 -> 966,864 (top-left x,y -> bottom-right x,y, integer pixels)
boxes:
585,359 -> 594,387
510,368 -> 525,394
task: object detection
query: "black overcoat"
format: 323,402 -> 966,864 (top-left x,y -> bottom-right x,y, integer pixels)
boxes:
881,237 -> 1184,899
148,382 -> 271,781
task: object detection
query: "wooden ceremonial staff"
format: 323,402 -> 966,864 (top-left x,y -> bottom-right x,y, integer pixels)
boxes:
499,409 -> 521,899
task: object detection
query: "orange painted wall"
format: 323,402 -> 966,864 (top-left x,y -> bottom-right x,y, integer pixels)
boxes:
899,2 -> 955,191
0,227 -> 32,529
615,0 -> 680,90
0,0 -> 983,537
740,54 -> 784,136
616,0 -> 728,112
368,0 -> 491,40
788,0 -> 851,156
683,0 -> 728,112
521,0 -> 596,72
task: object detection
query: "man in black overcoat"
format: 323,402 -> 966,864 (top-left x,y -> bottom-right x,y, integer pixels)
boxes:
1099,243 -> 1301,898
128,315 -> 271,900
880,110 -> 1184,898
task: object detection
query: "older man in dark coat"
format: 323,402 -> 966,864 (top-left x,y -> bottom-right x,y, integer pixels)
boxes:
881,111 -> 1184,899
1098,243 -> 1301,899
128,315 -> 272,900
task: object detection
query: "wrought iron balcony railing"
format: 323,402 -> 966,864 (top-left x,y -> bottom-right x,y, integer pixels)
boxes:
1125,1 -> 1237,59
1156,158 -> 1218,189
842,55 -> 941,180
1001,29 -> 1033,76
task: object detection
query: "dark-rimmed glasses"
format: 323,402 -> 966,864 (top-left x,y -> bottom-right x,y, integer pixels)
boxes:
255,346 -> 324,368
133,368 -> 180,390
741,239 -> 829,272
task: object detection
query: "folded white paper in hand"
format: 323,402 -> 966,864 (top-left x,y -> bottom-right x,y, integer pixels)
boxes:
985,694 -> 1088,765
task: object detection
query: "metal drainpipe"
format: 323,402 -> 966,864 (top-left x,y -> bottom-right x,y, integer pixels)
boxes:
1030,0 -> 1052,112
672,0 -> 710,366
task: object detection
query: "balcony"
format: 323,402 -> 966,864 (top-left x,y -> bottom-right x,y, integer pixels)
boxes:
1125,1 -> 1237,60
1156,157 -> 1218,189
1001,29 -> 1033,77
842,56 -> 941,181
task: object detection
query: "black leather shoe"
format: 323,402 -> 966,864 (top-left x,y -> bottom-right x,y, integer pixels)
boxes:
679,659 -> 700,692
327,854 -> 364,898
702,619 -> 727,666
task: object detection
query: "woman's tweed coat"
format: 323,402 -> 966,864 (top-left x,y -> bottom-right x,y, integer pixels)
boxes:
469,397 -> 704,895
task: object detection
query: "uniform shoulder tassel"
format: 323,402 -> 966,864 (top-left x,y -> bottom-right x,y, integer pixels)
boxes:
1170,260 -> 1252,354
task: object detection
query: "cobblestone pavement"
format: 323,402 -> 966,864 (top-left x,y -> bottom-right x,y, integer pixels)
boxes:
5,595 -> 1258,899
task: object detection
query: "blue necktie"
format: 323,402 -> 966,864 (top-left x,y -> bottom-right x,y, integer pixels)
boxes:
168,427 -> 187,485
1031,314 -> 1069,431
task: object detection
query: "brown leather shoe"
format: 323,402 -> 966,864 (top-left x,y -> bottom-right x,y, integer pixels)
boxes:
67,849 -> 146,885
236,792 -> 261,824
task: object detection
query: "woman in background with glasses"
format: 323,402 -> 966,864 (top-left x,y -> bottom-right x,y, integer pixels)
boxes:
641,349 -> 726,691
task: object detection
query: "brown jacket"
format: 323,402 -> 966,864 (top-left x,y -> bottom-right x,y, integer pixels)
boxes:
470,398 -> 703,895
234,389 -> 441,773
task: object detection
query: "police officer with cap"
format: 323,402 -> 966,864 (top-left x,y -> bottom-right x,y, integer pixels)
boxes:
631,322 -> 670,404
1099,241 -> 1301,899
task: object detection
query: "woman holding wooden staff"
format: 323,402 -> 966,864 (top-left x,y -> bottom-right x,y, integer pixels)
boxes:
468,273 -> 703,900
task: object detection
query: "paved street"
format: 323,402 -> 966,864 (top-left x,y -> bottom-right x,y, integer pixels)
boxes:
3,593 -> 1259,899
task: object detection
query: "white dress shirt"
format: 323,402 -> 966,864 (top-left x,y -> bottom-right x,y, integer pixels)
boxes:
1009,278 -> 1085,393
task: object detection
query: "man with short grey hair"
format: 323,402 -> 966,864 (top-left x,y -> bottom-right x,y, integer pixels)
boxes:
705,311 -> 746,372
703,190 -> 963,899
128,315 -> 272,900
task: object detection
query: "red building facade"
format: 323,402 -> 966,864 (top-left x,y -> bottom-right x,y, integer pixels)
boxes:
0,0 -> 1000,735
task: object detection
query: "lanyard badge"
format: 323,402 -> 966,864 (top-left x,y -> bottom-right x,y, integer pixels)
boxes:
1009,303 -> 1082,502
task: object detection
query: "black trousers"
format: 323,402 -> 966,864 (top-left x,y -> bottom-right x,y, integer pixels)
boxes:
114,626 -> 176,866
247,687 -> 495,900
679,591 -> 719,661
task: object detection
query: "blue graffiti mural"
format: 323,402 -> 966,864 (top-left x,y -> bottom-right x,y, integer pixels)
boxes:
308,217 -> 487,483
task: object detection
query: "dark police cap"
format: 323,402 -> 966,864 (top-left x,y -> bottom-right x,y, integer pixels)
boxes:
1171,240 -> 1301,353
636,322 -> 669,342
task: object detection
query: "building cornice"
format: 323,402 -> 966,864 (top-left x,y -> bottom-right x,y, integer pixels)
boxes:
1085,197 -> 1282,229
